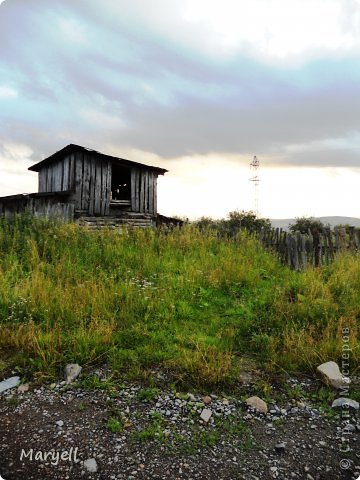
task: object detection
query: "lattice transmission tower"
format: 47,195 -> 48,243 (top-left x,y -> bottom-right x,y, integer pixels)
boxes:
249,155 -> 260,217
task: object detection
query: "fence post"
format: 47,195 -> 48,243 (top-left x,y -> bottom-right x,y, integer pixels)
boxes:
313,230 -> 320,267
349,226 -> 356,250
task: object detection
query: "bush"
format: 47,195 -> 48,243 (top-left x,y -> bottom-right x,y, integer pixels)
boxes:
289,217 -> 326,235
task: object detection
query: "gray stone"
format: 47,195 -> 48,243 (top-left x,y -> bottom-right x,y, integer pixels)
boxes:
65,364 -> 82,384
84,458 -> 98,473
331,397 -> 359,410
246,396 -> 268,414
56,420 -> 64,427
275,442 -> 286,453
0,376 -> 20,393
343,424 -> 356,432
200,408 -> 212,423
316,361 -> 350,389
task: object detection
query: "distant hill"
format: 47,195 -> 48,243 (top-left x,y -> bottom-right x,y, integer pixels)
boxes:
271,216 -> 360,230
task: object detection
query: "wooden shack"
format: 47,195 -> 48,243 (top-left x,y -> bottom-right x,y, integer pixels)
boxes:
0,144 -> 172,228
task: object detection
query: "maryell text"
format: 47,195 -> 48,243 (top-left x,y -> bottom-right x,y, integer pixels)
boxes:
20,447 -> 80,466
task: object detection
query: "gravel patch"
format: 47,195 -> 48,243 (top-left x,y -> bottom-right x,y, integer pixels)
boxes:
0,373 -> 359,480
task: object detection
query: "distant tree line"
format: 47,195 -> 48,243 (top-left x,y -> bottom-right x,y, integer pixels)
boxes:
289,217 -> 358,235
195,213 -> 358,237
195,210 -> 271,236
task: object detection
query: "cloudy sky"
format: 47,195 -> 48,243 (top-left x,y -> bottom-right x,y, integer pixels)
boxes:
1,0 -> 360,219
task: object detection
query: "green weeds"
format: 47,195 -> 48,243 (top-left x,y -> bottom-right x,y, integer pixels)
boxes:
137,387 -> 159,402
132,412 -> 165,443
106,417 -> 123,434
0,216 -> 358,386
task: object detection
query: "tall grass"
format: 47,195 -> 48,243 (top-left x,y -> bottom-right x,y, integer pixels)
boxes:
0,216 -> 358,386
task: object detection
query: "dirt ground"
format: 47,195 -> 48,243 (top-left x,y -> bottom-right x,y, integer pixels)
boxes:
0,373 -> 359,480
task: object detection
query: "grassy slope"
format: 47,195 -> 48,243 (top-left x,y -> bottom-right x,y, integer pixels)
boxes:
0,217 -> 359,386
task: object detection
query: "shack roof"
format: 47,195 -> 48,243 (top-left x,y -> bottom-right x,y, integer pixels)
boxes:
28,144 -> 168,175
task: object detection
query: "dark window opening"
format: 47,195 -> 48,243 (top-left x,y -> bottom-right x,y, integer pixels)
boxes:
111,165 -> 131,201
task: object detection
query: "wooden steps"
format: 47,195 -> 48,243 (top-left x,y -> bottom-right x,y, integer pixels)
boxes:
77,215 -> 155,230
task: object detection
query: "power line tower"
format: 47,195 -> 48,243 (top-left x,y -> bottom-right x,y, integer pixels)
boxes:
249,155 -> 260,217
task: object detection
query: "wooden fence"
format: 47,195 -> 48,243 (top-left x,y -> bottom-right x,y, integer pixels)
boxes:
258,227 -> 360,270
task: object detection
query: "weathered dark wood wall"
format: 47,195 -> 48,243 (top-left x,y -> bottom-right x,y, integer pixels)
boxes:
0,195 -> 74,221
38,155 -> 75,193
70,152 -> 111,216
37,152 -> 159,217
131,169 -> 157,215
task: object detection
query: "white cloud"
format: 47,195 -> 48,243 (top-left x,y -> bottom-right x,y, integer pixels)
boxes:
58,17 -> 88,45
0,142 -> 37,196
0,85 -> 18,99
1,142 -> 33,164
101,0 -> 360,62
183,0 -> 360,60
78,108 -> 126,130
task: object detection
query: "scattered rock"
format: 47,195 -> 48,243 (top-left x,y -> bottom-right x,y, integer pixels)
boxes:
275,442 -> 286,453
246,396 -> 268,414
200,408 -> 212,423
0,370 -> 356,479
84,458 -> 98,473
316,361 -> 349,389
202,395 -> 212,405
17,383 -> 29,394
65,363 -> 82,384
0,376 -> 20,394
331,397 -> 359,411
238,372 -> 253,384
344,424 -> 356,432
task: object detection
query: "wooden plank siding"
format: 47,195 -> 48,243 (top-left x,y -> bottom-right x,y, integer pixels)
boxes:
38,169 -> 46,192
145,171 -> 150,213
148,172 -> 153,214
0,195 -> 75,221
131,168 -> 137,211
94,161 -> 102,215
70,153 -> 112,216
74,152 -> 84,210
82,154 -> 91,211
62,156 -> 69,191
46,167 -> 52,192
104,162 -> 111,215
127,169 -> 158,215
35,151 -> 161,218
37,156 -> 74,193
140,171 -> 146,213
135,169 -> 140,212
153,176 -> 157,215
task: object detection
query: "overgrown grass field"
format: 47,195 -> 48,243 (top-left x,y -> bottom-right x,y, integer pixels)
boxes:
0,216 -> 359,387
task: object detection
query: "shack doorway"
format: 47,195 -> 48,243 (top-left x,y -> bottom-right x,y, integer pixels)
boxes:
111,165 -> 131,201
